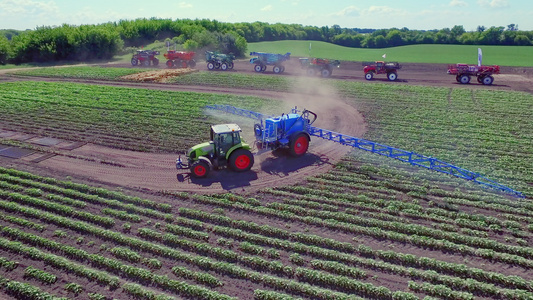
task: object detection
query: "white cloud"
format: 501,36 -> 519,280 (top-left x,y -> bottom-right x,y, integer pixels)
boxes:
0,0 -> 59,17
450,0 -> 468,7
477,0 -> 510,8
330,6 -> 360,17
178,2 -> 192,9
261,5 -> 273,12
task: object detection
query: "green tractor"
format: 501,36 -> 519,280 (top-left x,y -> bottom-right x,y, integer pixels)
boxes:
176,124 -> 254,178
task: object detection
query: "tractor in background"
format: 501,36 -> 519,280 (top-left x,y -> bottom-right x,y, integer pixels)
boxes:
176,107 -> 316,178
164,51 -> 196,68
447,64 -> 500,85
131,50 -> 160,67
205,51 -> 235,71
249,52 -> 291,74
363,61 -> 401,81
299,57 -> 340,78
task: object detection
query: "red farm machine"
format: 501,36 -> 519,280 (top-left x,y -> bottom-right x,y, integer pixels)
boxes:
205,51 -> 235,71
163,51 -> 196,68
249,52 -> 290,74
131,50 -> 160,67
447,64 -> 500,85
363,61 -> 401,81
299,58 -> 341,78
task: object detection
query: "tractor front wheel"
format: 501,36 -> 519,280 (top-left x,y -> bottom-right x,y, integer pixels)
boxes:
290,133 -> 309,157
456,75 -> 462,83
166,60 -> 174,68
459,74 -> 471,84
221,63 -> 228,71
207,62 -> 215,70
152,58 -> 159,66
365,72 -> 373,80
191,160 -> 210,178
387,72 -> 397,81
227,62 -> 234,70
131,58 -> 138,66
280,66 -> 285,73
273,65 -> 282,74
306,68 -> 316,76
254,64 -> 263,72
143,60 -> 150,67
229,149 -> 254,172
188,60 -> 196,68
482,75 -> 494,85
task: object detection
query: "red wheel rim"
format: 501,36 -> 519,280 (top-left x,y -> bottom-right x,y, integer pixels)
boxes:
193,165 -> 206,176
294,136 -> 308,155
234,155 -> 251,170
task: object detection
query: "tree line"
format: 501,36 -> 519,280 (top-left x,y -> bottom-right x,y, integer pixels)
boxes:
1,18 -> 532,65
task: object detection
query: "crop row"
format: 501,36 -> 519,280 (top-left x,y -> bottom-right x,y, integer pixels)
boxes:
0,274 -> 68,300
0,225 -> 234,299
186,193 -> 533,268
177,202 -> 532,292
0,167 -> 172,212
0,172 -> 173,221
0,201 -> 370,299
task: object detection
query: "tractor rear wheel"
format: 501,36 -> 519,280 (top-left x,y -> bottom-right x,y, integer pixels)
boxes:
273,65 -> 282,74
188,60 -> 196,68
459,74 -> 471,84
482,75 -> 494,85
365,72 -> 373,80
152,58 -> 159,66
221,63 -> 228,71
229,149 -> 254,172
227,62 -> 234,69
131,58 -> 138,66
280,66 -> 285,73
207,62 -> 215,70
254,64 -> 263,72
214,62 -> 221,69
261,65 -> 267,72
456,75 -> 462,83
321,68 -> 332,78
306,68 -> 316,76
387,72 -> 397,81
143,60 -> 150,67
191,160 -> 210,178
166,60 -> 174,68
289,133 -> 309,157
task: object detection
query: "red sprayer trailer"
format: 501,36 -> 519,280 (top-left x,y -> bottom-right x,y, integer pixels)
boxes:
163,51 -> 196,68
447,64 -> 500,85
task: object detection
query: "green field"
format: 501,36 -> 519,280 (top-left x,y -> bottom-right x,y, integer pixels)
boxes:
0,81 -> 280,152
1,68 -> 533,299
248,40 -> 533,66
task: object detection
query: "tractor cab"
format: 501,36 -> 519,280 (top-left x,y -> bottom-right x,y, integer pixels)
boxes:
210,124 -> 242,158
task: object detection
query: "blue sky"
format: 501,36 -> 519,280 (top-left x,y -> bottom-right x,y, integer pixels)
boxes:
1,0 -> 531,31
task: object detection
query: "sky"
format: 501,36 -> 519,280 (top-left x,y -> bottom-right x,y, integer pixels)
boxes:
1,0 -> 532,31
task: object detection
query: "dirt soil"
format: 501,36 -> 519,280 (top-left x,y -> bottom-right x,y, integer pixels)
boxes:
1,59 -> 532,195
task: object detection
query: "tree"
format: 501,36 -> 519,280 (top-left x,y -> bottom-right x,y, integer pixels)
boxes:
0,35 -> 9,64
479,26 -> 504,45
514,35 -> 531,46
507,24 -> 518,31
477,25 -> 486,32
374,35 -> 387,48
386,30 -> 403,46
